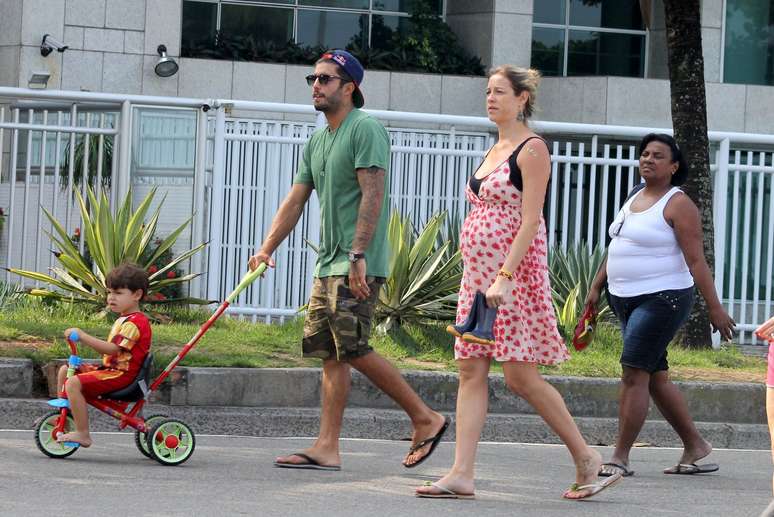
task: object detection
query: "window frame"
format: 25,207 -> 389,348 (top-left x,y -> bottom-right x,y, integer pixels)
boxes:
532,0 -> 649,77
183,0 -> 447,51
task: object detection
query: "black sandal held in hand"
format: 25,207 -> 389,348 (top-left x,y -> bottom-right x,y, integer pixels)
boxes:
461,291 -> 498,345
446,291 -> 484,337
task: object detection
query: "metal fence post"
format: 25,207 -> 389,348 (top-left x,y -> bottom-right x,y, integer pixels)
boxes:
712,137 -> 730,348
190,107 -> 209,299
116,100 -> 132,203
206,106 -> 227,301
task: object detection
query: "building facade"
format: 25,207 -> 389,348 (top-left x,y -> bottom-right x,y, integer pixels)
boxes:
0,0 -> 773,132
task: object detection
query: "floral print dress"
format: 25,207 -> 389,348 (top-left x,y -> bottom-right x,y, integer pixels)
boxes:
454,139 -> 569,365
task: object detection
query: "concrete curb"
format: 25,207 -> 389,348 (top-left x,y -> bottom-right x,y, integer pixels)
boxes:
2,398 -> 769,450
0,359 -> 33,397
150,367 -> 766,425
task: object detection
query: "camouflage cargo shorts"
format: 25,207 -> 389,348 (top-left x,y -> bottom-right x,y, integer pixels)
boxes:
301,275 -> 385,361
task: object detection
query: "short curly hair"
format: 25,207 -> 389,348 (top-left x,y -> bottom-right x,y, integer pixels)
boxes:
105,263 -> 150,298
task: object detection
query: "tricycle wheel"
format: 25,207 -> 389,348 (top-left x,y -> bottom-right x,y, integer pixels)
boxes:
146,418 -> 196,466
135,414 -> 168,458
34,411 -> 79,458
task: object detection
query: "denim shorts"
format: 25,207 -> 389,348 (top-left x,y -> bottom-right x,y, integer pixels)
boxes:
607,287 -> 695,373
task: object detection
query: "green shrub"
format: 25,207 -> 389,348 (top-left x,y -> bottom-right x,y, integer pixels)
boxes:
7,187 -> 208,310
181,0 -> 484,76
375,211 -> 462,331
548,242 -> 609,332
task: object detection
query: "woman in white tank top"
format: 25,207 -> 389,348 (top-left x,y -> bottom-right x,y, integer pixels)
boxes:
585,133 -> 735,479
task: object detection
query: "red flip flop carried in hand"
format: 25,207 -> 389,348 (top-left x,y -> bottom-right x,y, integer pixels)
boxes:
572,304 -> 597,351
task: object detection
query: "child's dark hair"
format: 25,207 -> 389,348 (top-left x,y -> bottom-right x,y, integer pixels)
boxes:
106,263 -> 150,298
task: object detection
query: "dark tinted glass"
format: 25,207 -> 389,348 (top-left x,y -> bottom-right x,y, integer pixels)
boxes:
569,0 -> 644,30
220,4 -> 294,46
297,10 -> 369,50
299,0 -> 370,8
567,30 -> 645,77
370,14 -> 412,51
534,0 -> 566,24
723,0 -> 774,85
373,0 -> 442,14
531,27 -> 565,76
181,1 -> 218,56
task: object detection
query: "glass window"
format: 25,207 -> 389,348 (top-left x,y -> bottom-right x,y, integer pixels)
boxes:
373,0 -> 442,14
181,0 -> 442,61
569,0 -> 643,30
181,1 -> 218,56
371,14 -> 411,51
531,27 -> 565,76
567,30 -> 644,77
220,4 -> 293,46
531,0 -> 647,77
296,10 -> 369,50
724,0 -> 774,85
534,0 -> 566,24
299,0 -> 370,8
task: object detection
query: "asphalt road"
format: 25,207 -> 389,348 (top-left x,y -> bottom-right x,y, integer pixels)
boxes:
1,430 -> 771,516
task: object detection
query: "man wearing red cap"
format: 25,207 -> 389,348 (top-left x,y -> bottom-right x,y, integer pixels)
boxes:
249,50 -> 448,471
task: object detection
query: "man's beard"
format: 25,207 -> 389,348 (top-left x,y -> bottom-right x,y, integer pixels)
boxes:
314,90 -> 341,112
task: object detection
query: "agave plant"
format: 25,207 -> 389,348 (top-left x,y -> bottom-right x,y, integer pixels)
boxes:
553,284 -> 580,340
548,241 -> 609,333
375,210 -> 462,332
7,187 -> 208,307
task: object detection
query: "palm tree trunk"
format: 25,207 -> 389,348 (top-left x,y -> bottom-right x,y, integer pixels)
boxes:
662,0 -> 714,348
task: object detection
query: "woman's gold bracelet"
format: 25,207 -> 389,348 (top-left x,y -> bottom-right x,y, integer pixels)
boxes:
497,268 -> 514,281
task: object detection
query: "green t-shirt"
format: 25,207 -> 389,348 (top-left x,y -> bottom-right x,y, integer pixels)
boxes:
294,109 -> 391,278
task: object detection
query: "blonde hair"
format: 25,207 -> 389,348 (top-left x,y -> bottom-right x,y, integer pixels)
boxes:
488,65 -> 541,119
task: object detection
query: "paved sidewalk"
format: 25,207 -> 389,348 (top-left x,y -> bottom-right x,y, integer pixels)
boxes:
1,430 -> 771,516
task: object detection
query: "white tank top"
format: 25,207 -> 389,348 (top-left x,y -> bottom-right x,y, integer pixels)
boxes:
606,186 -> 694,297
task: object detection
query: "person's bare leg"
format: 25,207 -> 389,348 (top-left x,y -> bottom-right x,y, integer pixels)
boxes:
605,366 -> 651,472
56,365 -> 67,394
56,376 -> 92,447
649,370 -> 712,465
502,362 -> 602,498
767,388 -> 774,495
416,358 -> 489,496
349,351 -> 446,465
275,359 -> 350,467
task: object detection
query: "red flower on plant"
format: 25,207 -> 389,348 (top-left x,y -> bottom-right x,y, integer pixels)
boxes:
167,270 -> 176,279
74,227 -> 80,237
148,265 -> 158,274
154,292 -> 166,300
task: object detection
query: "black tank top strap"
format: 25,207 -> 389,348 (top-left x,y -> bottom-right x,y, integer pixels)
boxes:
508,136 -> 549,191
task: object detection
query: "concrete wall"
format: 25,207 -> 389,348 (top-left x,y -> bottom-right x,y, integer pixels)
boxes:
536,76 -> 764,133
0,0 -> 23,87
3,0 -> 774,133
446,0 -> 532,69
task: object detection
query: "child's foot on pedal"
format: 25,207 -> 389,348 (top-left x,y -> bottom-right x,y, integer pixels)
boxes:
56,431 -> 92,448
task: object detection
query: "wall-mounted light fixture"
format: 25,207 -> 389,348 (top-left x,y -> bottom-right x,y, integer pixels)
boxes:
154,45 -> 179,77
28,71 -> 51,89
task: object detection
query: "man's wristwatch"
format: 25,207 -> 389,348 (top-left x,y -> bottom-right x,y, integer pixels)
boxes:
348,251 -> 366,263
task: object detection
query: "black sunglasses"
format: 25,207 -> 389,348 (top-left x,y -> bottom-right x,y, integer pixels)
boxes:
305,74 -> 348,86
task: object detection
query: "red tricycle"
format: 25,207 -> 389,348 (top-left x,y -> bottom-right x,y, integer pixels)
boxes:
33,265 -> 267,466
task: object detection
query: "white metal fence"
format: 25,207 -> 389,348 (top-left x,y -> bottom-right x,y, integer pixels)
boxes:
0,87 -> 771,344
